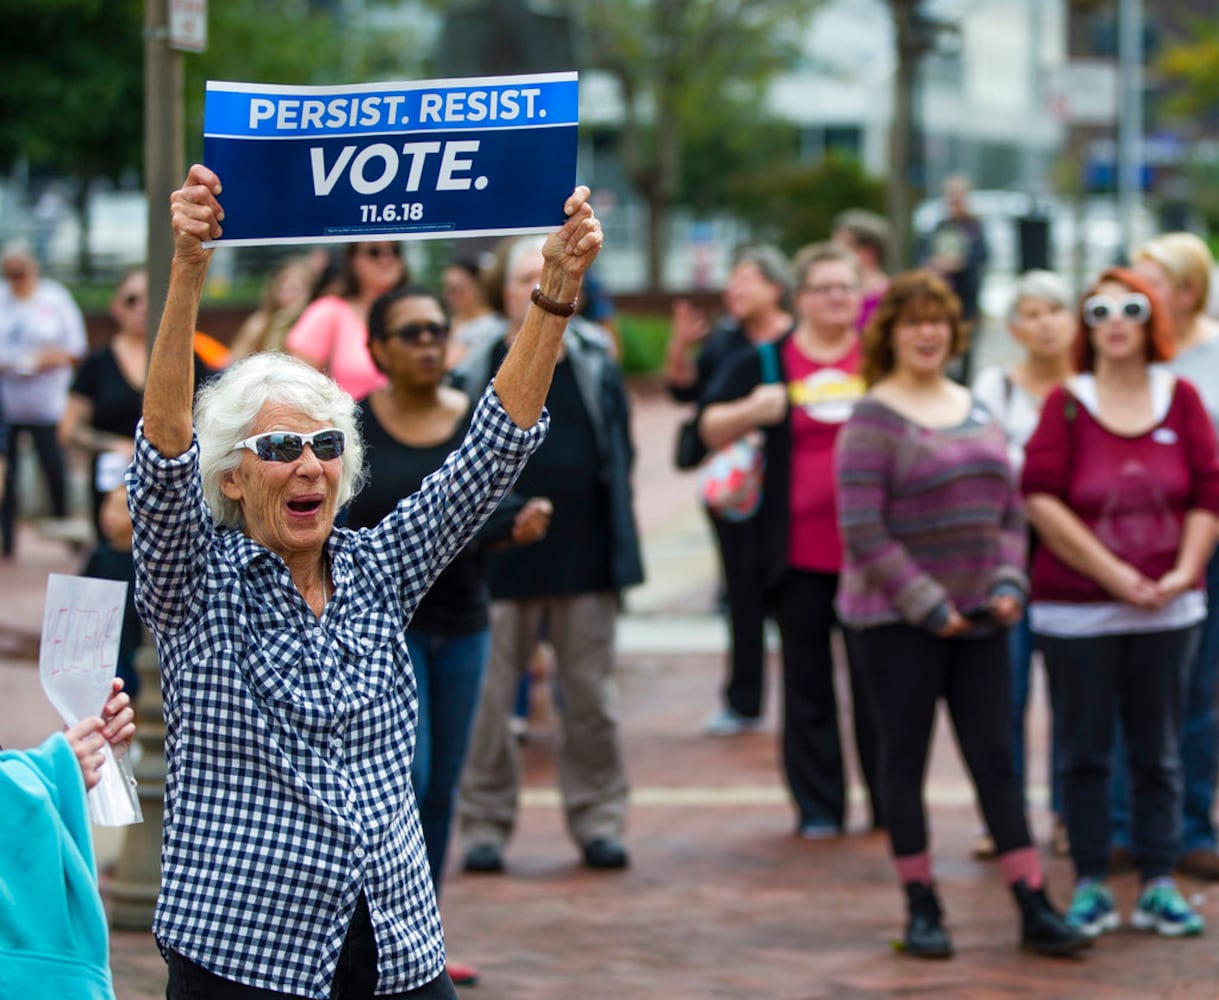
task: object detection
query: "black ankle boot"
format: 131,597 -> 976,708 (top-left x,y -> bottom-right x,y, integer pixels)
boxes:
1011,880 -> 1091,956
903,882 -> 953,959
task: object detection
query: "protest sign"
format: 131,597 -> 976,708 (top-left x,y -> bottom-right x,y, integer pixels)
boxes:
203,71 -> 579,247
40,574 -> 141,827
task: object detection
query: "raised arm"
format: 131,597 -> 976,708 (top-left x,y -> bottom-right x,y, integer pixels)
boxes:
143,164 -> 224,457
492,186 -> 603,428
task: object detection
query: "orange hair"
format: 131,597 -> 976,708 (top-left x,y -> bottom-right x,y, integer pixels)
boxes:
1073,267 -> 1176,372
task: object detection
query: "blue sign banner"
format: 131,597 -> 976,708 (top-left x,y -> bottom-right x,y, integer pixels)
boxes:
202,72 -> 579,247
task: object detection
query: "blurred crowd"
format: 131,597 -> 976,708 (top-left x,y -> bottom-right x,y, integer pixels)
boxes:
4,170 -> 1219,988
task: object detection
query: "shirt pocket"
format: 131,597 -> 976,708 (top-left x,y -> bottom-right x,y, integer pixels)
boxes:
333,606 -> 416,710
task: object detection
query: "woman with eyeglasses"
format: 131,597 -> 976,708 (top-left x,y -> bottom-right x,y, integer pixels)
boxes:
698,242 -> 881,840
1022,267 -> 1219,940
344,286 -> 551,988
285,239 -> 409,400
133,164 -> 601,999
59,268 -> 153,537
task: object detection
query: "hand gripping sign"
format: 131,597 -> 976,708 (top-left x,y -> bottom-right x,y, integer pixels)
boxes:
203,71 -> 579,247
39,574 -> 142,827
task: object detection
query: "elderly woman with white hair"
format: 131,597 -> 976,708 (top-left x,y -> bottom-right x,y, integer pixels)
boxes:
130,164 -> 603,1000
971,269 -> 1076,859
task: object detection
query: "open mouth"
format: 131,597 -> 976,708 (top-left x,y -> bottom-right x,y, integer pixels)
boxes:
287,498 -> 323,514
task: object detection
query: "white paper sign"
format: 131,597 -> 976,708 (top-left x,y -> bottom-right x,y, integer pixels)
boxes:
39,573 -> 142,827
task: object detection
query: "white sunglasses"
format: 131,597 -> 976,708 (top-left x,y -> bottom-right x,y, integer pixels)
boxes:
1082,293 -> 1151,327
234,428 -> 346,463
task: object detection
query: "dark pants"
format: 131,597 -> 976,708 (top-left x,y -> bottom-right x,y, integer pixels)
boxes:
1009,612 -> 1062,815
1,422 -> 68,555
857,624 -> 1031,859
165,895 -> 457,1000
1042,627 -> 1196,882
707,507 -> 768,718
774,569 -> 882,829
1110,557 -> 1219,856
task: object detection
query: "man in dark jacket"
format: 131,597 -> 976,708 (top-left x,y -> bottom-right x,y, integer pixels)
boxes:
455,236 -> 643,872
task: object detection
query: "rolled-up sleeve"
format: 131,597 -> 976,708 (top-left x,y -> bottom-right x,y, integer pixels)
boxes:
126,423 -> 214,634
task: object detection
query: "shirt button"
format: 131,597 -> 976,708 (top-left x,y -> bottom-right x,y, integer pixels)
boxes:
313,628 -> 323,638
354,847 -> 366,860
330,736 -> 342,750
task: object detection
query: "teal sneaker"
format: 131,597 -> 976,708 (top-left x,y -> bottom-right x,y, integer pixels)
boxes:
1131,882 -> 1204,937
1066,881 -> 1120,937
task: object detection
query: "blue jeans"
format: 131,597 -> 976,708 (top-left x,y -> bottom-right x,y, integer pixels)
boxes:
405,627 -> 491,893
1011,615 -> 1062,815
1112,566 -> 1219,854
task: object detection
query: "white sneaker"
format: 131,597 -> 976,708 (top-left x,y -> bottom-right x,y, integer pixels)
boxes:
701,707 -> 762,737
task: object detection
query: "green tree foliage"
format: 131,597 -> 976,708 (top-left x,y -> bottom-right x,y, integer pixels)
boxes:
1157,17 -> 1219,123
183,1 -> 425,163
567,0 -> 821,289
0,0 -> 143,189
723,155 -> 885,256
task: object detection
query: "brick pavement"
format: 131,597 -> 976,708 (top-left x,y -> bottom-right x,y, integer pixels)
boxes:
2,370 -> 1218,998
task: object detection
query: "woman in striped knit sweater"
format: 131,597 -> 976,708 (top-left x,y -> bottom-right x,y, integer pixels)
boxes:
835,270 -> 1085,959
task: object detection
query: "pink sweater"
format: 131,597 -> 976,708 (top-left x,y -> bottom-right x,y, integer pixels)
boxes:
1021,379 -> 1219,603
284,296 -> 386,401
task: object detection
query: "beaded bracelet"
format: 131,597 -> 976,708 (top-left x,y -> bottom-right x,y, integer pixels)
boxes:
531,284 -> 578,317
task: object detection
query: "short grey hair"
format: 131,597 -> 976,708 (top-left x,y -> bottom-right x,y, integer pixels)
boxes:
793,241 -> 859,288
504,235 -> 547,285
1007,269 -> 1072,323
194,353 -> 366,529
733,244 -> 793,308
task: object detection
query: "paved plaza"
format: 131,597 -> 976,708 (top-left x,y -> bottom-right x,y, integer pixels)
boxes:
2,352 -> 1218,998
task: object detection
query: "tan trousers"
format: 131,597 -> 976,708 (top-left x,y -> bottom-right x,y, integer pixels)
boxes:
458,591 -> 629,850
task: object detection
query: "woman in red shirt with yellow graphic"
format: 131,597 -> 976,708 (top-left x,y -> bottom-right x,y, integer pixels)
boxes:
699,242 -> 880,838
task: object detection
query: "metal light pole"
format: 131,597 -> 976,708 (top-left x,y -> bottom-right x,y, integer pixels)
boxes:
108,0 -> 185,931
1116,0 -> 1143,259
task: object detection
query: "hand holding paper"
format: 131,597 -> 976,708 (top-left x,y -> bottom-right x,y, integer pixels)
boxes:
40,574 -> 142,826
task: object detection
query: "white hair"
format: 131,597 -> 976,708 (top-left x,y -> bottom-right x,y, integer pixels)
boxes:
1007,269 -> 1072,323
194,353 -> 366,528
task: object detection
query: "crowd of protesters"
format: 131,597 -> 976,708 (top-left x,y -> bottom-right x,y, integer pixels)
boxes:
5,164 -> 1219,996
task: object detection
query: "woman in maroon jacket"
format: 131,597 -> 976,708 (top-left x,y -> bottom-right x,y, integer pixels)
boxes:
1022,267 -> 1219,940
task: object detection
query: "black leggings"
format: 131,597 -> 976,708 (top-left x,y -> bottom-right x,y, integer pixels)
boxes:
774,569 -> 882,829
856,624 -> 1031,859
2,422 -> 68,555
707,507 -> 768,718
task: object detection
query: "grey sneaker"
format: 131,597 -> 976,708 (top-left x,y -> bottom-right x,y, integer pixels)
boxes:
701,707 -> 763,736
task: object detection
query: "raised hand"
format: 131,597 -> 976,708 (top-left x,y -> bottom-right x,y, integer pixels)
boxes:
541,186 -> 603,282
170,163 -> 225,262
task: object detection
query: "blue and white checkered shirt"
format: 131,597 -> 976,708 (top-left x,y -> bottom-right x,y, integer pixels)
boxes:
128,386 -> 546,998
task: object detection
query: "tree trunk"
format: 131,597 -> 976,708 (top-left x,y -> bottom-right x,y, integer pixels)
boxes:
888,0 -> 919,268
645,193 -> 668,291
73,178 -> 94,282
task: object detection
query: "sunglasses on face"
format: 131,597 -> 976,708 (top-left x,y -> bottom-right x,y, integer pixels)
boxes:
356,245 -> 400,260
1082,293 -> 1151,327
234,428 -> 346,463
384,320 -> 449,344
